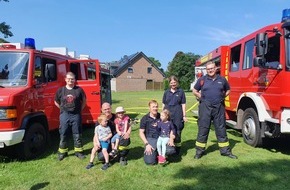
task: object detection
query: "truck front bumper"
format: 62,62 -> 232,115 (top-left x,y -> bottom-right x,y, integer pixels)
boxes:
0,130 -> 25,148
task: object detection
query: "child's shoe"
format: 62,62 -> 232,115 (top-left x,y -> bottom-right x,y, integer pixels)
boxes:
159,155 -> 166,164
86,162 -> 94,169
109,149 -> 118,157
101,162 -> 111,170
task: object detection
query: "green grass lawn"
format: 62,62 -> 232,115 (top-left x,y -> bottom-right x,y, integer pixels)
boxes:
1,91 -> 290,190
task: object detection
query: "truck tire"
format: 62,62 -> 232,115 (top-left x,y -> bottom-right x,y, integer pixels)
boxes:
18,123 -> 47,159
241,108 -> 263,147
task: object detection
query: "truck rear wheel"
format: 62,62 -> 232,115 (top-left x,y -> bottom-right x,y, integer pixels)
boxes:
18,123 -> 47,159
242,108 -> 263,147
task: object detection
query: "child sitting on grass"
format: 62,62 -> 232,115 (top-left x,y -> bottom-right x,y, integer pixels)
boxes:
86,114 -> 112,170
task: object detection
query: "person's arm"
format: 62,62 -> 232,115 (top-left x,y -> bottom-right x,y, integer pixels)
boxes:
122,116 -> 129,136
181,90 -> 187,122
225,89 -> 230,97
94,128 -> 101,148
107,132 -> 113,141
54,101 -> 60,109
139,128 -> 154,155
81,97 -> 86,111
123,121 -> 131,139
104,130 -> 112,141
182,103 -> 187,122
93,133 -> 100,149
139,128 -> 148,145
224,78 -> 230,98
168,130 -> 175,146
80,88 -> 86,111
162,91 -> 166,110
54,88 -> 61,109
192,88 -> 201,99
115,121 -> 122,135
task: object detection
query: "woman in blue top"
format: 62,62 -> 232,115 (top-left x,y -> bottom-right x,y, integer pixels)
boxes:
162,75 -> 187,155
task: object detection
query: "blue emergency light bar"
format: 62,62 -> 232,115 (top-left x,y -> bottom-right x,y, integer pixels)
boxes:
24,38 -> 35,49
282,9 -> 290,23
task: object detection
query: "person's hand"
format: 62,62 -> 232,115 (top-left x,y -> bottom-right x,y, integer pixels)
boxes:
168,139 -> 175,146
144,144 -> 154,155
96,142 -> 101,149
122,132 -> 130,139
183,116 -> 188,122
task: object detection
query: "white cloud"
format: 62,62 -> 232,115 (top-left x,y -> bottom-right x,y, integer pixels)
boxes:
205,27 -> 242,43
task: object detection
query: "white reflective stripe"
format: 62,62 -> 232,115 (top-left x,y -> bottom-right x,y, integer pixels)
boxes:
238,92 -> 272,122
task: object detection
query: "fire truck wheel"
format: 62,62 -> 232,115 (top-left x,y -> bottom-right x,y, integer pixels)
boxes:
18,123 -> 47,160
241,108 -> 263,147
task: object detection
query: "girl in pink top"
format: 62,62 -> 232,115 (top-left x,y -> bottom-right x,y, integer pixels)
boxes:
110,106 -> 130,156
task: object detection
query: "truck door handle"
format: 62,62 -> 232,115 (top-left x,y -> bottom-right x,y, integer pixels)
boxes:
91,91 -> 100,95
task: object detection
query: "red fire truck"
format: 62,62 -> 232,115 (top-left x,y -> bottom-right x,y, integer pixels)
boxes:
195,9 -> 290,147
0,38 -> 111,159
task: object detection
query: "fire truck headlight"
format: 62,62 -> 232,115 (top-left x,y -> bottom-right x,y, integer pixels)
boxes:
0,108 -> 17,119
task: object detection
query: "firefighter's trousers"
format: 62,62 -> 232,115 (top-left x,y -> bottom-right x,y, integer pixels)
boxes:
58,112 -> 84,154
195,100 -> 231,155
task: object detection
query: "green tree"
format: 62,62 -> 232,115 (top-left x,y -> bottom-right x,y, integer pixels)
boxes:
148,57 -> 161,68
0,38 -> 9,43
166,51 -> 200,91
0,0 -> 13,38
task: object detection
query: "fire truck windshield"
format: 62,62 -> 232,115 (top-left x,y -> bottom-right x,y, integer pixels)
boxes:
0,52 -> 29,87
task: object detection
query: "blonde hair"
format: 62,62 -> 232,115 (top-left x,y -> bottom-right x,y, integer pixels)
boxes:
148,99 -> 158,107
66,71 -> 75,78
97,114 -> 107,123
161,109 -> 171,120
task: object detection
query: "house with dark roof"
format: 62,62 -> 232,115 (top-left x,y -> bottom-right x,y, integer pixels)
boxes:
110,52 -> 165,92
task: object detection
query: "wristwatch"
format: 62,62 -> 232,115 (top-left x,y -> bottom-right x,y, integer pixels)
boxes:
145,142 -> 149,146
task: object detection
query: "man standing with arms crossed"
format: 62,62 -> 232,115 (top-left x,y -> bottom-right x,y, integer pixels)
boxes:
193,62 -> 237,159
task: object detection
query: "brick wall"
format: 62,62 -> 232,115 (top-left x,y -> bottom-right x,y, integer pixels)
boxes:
114,57 -> 165,91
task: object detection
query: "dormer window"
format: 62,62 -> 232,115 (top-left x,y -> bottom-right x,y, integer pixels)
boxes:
147,67 -> 152,74
128,67 -> 133,73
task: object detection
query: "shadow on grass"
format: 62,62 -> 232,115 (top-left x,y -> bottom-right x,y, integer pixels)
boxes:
262,136 -> 290,155
0,125 -> 96,162
170,159 -> 290,189
30,182 -> 49,190
227,128 -> 290,155
111,99 -> 122,104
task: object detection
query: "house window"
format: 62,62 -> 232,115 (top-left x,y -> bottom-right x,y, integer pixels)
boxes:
128,67 -> 133,73
147,67 -> 152,74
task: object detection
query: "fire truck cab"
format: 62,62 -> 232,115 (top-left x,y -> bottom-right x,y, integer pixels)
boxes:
0,38 -> 111,159
195,9 -> 290,147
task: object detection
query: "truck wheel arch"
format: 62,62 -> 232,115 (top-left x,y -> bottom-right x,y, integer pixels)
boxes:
17,112 -> 49,159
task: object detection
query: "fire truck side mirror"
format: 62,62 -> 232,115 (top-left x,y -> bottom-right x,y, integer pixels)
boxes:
253,57 -> 266,67
255,33 -> 268,57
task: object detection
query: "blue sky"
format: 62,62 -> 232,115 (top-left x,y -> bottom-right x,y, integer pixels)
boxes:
0,0 -> 289,69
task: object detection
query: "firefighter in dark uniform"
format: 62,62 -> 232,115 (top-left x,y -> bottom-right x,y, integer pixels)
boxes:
54,72 -> 86,161
162,76 -> 187,155
192,62 -> 237,159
